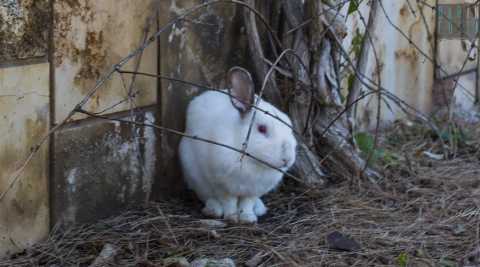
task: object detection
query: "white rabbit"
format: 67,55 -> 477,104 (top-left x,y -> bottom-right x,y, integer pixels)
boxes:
179,67 -> 297,223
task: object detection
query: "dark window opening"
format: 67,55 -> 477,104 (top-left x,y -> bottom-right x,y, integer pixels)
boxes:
437,4 -> 479,39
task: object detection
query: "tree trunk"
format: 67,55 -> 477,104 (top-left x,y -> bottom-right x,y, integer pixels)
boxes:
243,0 -> 380,185
346,0 -> 380,120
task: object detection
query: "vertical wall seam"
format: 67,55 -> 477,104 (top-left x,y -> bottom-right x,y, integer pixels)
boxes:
155,7 -> 163,202
48,0 -> 56,230
434,0 -> 439,80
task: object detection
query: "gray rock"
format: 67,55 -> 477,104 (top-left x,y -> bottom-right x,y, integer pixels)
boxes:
190,258 -> 235,267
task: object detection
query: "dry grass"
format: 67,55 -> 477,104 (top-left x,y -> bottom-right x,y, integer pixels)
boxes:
2,122 -> 480,267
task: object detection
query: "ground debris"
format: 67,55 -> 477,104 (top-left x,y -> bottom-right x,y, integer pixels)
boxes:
1,122 -> 479,266
463,246 -> 480,267
197,219 -> 227,228
326,231 -> 361,252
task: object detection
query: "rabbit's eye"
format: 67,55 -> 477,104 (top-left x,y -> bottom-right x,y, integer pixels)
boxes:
257,124 -> 268,135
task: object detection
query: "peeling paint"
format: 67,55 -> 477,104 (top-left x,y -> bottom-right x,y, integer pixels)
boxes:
53,0 -> 158,122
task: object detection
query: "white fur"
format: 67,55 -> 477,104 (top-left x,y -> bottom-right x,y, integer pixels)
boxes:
179,89 -> 297,223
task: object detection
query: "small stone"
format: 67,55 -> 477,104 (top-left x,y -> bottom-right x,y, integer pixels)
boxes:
190,258 -> 235,267
197,219 -> 227,228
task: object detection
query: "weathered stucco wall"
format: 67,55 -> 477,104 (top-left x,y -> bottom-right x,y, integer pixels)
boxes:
0,0 -> 51,258
0,63 -> 50,257
343,0 -> 479,129
155,0 -> 246,197
53,0 -> 158,122
454,72 -> 477,113
437,39 -> 477,77
51,0 -> 160,225
342,0 -> 436,130
0,0 -> 50,63
52,108 -> 159,224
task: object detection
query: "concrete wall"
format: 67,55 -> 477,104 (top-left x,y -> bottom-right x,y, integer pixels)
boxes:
1,0 -> 243,257
155,0 -> 246,197
53,0 -> 159,122
342,0 -> 479,129
52,107 -> 159,225
0,63 -> 50,257
51,0 -> 160,224
0,0 -> 163,257
0,0 -> 50,258
342,0 -> 437,130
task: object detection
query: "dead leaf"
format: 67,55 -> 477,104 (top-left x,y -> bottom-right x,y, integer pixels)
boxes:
326,231 -> 361,252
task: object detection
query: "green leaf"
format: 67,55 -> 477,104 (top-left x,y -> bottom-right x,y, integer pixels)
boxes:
355,132 -> 374,154
347,0 -> 363,16
347,74 -> 355,91
350,29 -> 365,58
354,132 -> 386,166
396,252 -> 408,267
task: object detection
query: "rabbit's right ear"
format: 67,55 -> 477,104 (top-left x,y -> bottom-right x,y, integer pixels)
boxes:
227,67 -> 254,115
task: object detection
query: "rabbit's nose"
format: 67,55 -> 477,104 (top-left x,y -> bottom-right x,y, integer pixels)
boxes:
282,158 -> 290,167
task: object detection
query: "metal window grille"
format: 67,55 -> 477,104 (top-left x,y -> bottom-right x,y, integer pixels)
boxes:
437,4 -> 479,39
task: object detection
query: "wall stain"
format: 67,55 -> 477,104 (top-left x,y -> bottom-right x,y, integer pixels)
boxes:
0,104 -> 49,257
73,31 -> 107,87
399,4 -> 408,17
53,0 -> 158,122
395,48 -> 419,64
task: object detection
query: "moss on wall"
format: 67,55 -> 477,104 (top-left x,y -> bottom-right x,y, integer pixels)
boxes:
0,0 -> 50,62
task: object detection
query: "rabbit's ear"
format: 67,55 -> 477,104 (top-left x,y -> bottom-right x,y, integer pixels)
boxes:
227,67 -> 254,115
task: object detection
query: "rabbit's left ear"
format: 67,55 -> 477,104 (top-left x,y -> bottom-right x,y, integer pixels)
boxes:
227,67 -> 254,115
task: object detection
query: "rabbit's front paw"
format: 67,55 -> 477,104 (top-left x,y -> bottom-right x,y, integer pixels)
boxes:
202,199 -> 223,218
219,196 -> 239,223
239,197 -> 258,223
254,198 -> 267,217
239,211 -> 257,224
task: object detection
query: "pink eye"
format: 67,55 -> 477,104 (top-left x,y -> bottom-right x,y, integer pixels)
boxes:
257,124 -> 267,134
